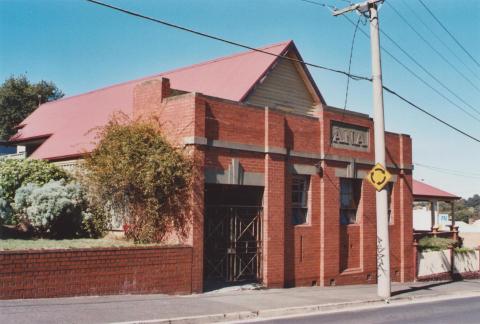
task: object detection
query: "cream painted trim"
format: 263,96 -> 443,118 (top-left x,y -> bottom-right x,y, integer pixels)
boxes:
290,151 -> 322,159
183,136 -> 413,170
204,169 -> 265,186
290,164 -> 318,175
335,167 -> 398,181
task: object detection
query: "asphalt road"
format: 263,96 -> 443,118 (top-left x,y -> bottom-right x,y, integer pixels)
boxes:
251,296 -> 480,324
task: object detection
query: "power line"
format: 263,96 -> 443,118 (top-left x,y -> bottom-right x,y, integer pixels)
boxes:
87,0 -> 480,143
85,0 -> 370,82
338,10 -> 480,124
386,1 -> 480,94
417,0 -> 480,68
415,162 -> 480,179
299,0 -> 480,123
400,0 -> 480,82
343,15 -> 363,110
379,27 -> 480,118
382,85 -> 480,143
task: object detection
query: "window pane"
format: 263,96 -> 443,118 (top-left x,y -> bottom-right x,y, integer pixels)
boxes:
348,210 -> 357,224
387,182 -> 393,223
339,178 -> 361,225
292,175 -> 309,225
340,210 -> 350,225
293,208 -> 308,225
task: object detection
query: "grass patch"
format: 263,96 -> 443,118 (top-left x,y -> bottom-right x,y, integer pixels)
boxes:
418,236 -> 456,252
0,237 -> 157,251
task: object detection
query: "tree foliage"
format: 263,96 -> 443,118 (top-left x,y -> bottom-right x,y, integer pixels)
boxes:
0,159 -> 70,224
439,195 -> 480,223
82,116 -> 193,243
0,75 -> 64,140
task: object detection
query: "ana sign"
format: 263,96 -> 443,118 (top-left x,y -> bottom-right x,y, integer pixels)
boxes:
331,122 -> 369,151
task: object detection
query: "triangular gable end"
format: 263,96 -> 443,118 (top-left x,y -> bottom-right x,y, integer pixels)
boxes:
242,44 -> 325,116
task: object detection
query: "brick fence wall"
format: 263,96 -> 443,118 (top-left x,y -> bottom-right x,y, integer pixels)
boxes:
0,245 -> 193,299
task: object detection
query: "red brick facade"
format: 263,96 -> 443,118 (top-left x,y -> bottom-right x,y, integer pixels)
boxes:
133,79 -> 415,291
6,41 -> 415,299
0,246 -> 193,299
0,77 -> 414,299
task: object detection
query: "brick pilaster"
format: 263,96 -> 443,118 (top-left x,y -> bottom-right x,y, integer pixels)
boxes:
399,134 -> 414,282
263,107 -> 286,288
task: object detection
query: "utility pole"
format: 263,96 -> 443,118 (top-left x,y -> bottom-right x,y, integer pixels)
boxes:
333,0 -> 391,299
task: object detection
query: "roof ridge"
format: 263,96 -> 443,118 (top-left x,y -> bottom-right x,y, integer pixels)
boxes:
40,40 -> 292,108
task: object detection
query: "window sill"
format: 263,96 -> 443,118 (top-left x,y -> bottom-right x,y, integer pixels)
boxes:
340,267 -> 363,275
293,223 -> 312,228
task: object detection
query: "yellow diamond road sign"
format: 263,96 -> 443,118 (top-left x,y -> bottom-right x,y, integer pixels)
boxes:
366,163 -> 392,191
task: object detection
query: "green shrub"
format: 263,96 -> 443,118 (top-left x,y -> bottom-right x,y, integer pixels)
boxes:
83,115 -> 192,243
454,246 -> 475,254
13,180 -> 89,238
0,187 -> 13,222
81,194 -> 112,238
418,236 -> 456,252
0,159 -> 69,224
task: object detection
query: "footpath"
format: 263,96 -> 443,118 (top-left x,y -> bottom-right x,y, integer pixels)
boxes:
1,280 -> 480,324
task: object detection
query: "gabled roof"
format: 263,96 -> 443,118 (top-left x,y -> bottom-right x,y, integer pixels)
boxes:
413,179 -> 460,201
13,40 -> 322,160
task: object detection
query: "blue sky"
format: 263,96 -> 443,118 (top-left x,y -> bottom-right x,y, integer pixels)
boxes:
1,0 -> 479,198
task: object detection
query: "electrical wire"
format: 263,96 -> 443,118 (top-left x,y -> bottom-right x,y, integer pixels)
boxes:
85,0 -> 370,82
400,0 -> 480,82
298,0 -> 480,142
417,0 -> 480,68
379,29 -> 480,118
339,10 -> 480,123
299,0 -> 480,123
414,162 -> 480,179
382,85 -> 480,143
86,0 -> 480,143
387,1 -> 480,94
343,15 -> 363,110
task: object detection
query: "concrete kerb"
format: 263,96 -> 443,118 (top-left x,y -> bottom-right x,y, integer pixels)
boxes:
108,290 -> 480,324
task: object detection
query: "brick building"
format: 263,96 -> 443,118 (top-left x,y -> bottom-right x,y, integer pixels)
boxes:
11,41 -> 414,292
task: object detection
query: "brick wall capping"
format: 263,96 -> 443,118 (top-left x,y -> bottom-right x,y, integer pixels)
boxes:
0,244 -> 191,255
324,106 -> 371,120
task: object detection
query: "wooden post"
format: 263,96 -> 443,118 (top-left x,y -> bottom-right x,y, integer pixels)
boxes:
451,201 -> 456,240
451,201 -> 456,228
430,200 -> 436,234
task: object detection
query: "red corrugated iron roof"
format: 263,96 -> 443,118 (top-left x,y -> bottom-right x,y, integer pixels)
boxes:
413,179 -> 460,200
12,41 -> 297,160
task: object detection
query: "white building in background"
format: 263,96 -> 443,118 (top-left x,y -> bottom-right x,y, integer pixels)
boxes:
412,179 -> 460,232
413,207 -> 450,231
